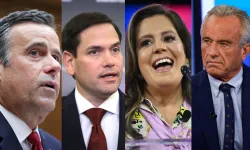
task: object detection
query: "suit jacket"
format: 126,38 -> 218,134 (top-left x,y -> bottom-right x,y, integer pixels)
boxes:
62,89 -> 125,150
0,111 -> 61,150
192,64 -> 250,150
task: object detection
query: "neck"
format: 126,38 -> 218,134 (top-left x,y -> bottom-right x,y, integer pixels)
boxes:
0,99 -> 48,129
76,84 -> 112,107
144,83 -> 184,107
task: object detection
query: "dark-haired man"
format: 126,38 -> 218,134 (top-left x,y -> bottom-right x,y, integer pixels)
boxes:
62,12 -> 125,150
0,9 -> 61,150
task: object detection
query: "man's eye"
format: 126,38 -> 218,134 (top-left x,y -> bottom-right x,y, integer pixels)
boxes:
29,49 -> 40,57
52,55 -> 60,62
203,39 -> 211,45
112,47 -> 120,53
89,50 -> 99,55
220,42 -> 228,47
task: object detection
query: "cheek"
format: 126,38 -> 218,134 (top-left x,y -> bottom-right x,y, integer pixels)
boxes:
171,44 -> 186,64
137,50 -> 150,66
115,54 -> 123,70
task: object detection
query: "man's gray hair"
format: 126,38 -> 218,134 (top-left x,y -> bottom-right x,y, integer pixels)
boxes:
0,9 -> 56,67
201,5 -> 250,47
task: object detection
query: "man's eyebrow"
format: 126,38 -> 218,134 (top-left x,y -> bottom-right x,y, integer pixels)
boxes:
52,48 -> 62,58
86,41 -> 121,50
110,41 -> 120,48
86,45 -> 102,50
25,41 -> 48,50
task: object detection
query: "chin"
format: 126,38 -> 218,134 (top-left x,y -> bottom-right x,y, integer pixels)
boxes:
38,97 -> 56,112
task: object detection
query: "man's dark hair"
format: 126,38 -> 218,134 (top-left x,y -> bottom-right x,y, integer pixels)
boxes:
62,12 -> 122,57
0,9 -> 56,67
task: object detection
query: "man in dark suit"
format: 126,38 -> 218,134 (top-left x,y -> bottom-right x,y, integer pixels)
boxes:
0,10 -> 61,150
192,5 -> 250,150
62,12 -> 125,150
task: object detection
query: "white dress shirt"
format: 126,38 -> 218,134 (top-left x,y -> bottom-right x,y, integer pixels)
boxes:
0,105 -> 41,150
75,87 -> 120,150
208,67 -> 243,150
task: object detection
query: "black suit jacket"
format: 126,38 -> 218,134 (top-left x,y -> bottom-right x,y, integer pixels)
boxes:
62,89 -> 125,150
0,111 -> 61,150
192,64 -> 250,150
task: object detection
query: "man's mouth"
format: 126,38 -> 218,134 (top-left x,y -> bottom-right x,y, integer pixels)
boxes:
40,81 -> 58,91
100,72 -> 118,78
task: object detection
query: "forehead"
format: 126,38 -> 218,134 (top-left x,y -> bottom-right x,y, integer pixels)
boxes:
79,23 -> 119,47
202,15 -> 242,40
137,15 -> 177,38
9,22 -> 60,47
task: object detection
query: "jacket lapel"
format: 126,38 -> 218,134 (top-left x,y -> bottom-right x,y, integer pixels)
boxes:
117,90 -> 125,150
0,112 -> 22,150
241,64 -> 250,150
194,70 -> 220,149
62,90 -> 86,150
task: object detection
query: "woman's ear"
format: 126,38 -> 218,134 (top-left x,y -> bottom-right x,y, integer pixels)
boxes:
62,50 -> 76,76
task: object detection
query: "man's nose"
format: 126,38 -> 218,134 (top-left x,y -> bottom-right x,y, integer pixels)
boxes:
43,55 -> 61,76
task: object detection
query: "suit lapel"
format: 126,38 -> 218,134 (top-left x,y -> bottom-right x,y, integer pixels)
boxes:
0,112 -> 22,150
40,129 -> 49,150
117,90 -> 125,150
241,64 -> 250,150
195,71 -> 220,149
62,90 -> 86,150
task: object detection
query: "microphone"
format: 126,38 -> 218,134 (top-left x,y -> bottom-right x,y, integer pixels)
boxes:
181,64 -> 191,81
209,112 -> 217,119
182,110 -> 191,122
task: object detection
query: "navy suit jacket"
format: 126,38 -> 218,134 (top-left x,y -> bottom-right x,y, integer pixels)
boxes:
192,64 -> 250,150
62,89 -> 125,150
0,111 -> 61,150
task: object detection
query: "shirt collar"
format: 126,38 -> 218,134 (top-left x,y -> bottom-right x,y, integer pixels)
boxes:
75,87 -> 119,115
0,105 -> 40,143
208,67 -> 243,97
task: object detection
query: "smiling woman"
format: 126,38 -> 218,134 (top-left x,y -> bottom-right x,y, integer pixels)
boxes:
125,4 -> 191,149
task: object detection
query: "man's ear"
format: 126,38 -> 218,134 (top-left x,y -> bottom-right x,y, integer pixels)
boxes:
0,60 -> 4,82
241,43 -> 250,60
62,50 -> 76,76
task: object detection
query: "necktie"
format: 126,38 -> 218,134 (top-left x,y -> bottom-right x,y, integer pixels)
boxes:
219,83 -> 234,150
27,131 -> 43,150
84,108 -> 107,150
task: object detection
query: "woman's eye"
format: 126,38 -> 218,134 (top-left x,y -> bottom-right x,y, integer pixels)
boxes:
140,39 -> 152,47
164,35 -> 176,42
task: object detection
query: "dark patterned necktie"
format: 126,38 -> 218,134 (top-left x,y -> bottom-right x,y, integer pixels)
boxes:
84,108 -> 107,150
27,131 -> 43,150
219,83 -> 234,150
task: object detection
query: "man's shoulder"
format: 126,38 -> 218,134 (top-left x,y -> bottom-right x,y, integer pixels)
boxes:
192,69 -> 208,85
62,89 -> 75,108
39,128 -> 61,149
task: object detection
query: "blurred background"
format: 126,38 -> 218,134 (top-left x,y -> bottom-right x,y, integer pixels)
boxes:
193,0 -> 250,73
0,0 -> 62,141
62,0 -> 125,96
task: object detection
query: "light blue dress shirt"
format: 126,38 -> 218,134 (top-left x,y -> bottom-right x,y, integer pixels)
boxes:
208,68 -> 243,150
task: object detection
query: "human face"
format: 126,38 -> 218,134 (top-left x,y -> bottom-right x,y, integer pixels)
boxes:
71,23 -> 123,99
0,23 -> 61,114
201,15 -> 249,82
136,15 -> 187,89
